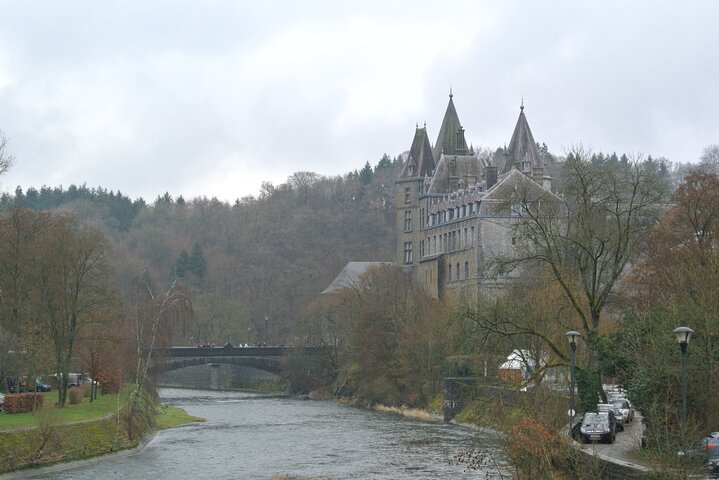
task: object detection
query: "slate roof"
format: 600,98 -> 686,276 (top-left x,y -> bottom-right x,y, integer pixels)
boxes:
399,126 -> 435,178
321,262 -> 393,294
428,153 -> 488,194
433,91 -> 468,161
501,105 -> 545,175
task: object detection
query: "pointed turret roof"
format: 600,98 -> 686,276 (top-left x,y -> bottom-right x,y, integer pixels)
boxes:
433,90 -> 468,161
501,103 -> 544,175
399,125 -> 435,178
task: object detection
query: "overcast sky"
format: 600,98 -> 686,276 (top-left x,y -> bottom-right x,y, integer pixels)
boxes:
0,1 -> 717,202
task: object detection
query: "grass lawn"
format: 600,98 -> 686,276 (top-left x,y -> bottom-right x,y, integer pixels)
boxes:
0,391 -> 127,431
0,387 -> 205,474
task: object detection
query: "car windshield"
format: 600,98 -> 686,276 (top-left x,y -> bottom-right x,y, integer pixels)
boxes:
612,400 -> 629,408
583,413 -> 607,425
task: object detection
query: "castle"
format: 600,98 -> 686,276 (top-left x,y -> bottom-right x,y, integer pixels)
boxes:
394,92 -> 562,298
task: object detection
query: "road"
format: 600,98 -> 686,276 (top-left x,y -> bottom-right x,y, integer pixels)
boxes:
578,412 -> 652,473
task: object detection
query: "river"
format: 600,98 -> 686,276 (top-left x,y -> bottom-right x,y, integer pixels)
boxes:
33,388 -> 511,479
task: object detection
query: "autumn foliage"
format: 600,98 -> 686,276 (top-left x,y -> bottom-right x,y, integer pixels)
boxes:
506,416 -> 576,479
3,393 -> 44,413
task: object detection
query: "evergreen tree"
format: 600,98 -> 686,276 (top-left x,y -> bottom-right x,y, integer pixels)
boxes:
359,161 -> 373,185
174,250 -> 190,278
189,242 -> 207,279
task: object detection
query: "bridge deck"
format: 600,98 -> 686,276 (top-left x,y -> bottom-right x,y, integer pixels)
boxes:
154,346 -> 325,357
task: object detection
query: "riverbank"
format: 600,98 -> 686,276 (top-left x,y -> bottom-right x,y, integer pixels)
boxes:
0,400 -> 203,477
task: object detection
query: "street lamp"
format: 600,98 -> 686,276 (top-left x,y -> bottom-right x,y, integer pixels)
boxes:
565,330 -> 581,438
264,316 -> 269,346
673,326 -> 694,430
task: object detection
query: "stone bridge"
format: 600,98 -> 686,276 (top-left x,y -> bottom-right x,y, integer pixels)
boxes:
152,345 -> 326,375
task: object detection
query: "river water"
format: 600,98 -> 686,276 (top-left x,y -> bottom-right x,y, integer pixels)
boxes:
36,388 -> 511,480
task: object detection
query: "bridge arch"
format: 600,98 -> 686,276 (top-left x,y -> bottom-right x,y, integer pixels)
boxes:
161,356 -> 282,375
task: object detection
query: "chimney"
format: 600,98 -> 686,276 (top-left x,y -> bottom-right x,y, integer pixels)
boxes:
486,166 -> 498,189
533,167 -> 544,184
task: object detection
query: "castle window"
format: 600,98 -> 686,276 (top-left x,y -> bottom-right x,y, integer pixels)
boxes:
512,237 -> 516,246
404,210 -> 412,232
522,161 -> 531,172
456,263 -> 460,280
464,228 -> 468,247
448,264 -> 452,281
420,240 -> 424,258
471,226 -> 475,246
465,261 -> 469,279
404,187 -> 411,204
403,242 -> 413,264
511,203 -> 522,216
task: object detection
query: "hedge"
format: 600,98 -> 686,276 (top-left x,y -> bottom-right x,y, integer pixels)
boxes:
3,393 -> 44,413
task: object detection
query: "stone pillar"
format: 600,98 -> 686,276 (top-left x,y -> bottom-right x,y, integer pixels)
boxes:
443,377 -> 477,422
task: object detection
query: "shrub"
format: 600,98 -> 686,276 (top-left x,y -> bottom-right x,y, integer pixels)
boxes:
506,416 -> 579,479
82,383 -> 92,398
68,387 -> 83,405
3,393 -> 44,413
97,370 -> 122,394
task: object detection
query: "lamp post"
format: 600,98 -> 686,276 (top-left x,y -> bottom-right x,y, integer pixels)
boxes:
566,330 -> 581,438
673,326 -> 694,431
264,316 -> 269,346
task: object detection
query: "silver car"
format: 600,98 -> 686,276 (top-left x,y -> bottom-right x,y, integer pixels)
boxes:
610,397 -> 635,423
597,403 -> 625,431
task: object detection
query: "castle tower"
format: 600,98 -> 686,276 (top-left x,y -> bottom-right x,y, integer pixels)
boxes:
501,103 -> 545,177
433,90 -> 467,161
395,124 -> 434,272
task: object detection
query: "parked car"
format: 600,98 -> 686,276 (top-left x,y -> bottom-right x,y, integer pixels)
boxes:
0,392 -> 4,411
580,411 -> 616,444
597,403 -> 624,432
7,377 -> 28,393
34,380 -> 52,392
679,433 -> 719,478
610,397 -> 634,422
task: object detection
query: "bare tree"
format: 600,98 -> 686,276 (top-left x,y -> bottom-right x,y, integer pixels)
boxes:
123,278 -> 192,439
38,214 -> 116,407
0,130 -> 14,177
496,147 -> 665,399
699,144 -> 719,175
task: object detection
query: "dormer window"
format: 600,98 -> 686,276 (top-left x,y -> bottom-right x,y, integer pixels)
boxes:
522,161 -> 531,172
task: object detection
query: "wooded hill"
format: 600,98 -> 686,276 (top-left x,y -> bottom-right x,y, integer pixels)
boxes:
0,155 -> 401,346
